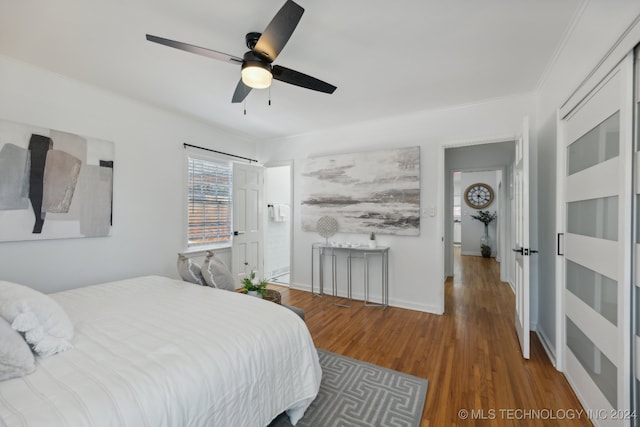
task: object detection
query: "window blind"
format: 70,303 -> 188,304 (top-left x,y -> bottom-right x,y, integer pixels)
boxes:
187,156 -> 232,247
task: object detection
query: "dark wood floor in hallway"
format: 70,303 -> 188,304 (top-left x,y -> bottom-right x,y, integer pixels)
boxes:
273,248 -> 591,426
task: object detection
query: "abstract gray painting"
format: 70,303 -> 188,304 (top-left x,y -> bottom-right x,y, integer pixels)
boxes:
0,119 -> 114,242
300,146 -> 420,235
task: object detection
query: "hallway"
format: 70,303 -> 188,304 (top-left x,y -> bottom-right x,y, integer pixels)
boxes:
276,248 -> 590,426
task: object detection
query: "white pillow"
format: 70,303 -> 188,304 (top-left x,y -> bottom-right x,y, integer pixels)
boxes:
0,316 -> 36,381
0,281 -> 74,358
202,251 -> 236,291
177,254 -> 206,286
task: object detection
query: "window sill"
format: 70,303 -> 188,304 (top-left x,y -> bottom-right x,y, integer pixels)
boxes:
182,245 -> 232,257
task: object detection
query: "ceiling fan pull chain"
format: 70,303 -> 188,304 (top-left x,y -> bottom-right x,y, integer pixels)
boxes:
269,86 -> 271,106
244,98 -> 247,116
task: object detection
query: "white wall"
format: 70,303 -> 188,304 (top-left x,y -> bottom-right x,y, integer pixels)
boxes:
259,94 -> 534,314
534,3 -> 640,361
0,54 -> 256,293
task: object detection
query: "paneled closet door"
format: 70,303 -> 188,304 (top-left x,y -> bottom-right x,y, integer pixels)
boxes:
562,52 -> 633,424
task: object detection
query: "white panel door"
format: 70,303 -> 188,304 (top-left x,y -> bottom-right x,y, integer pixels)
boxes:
514,116 -> 530,359
232,163 -> 264,287
561,52 -> 633,424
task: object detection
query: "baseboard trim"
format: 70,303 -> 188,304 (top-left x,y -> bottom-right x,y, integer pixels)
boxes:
289,282 -> 443,314
391,298 -> 443,314
536,328 -> 557,368
461,250 -> 482,256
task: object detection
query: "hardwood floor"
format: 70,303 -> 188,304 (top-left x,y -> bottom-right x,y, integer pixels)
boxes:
271,248 -> 591,426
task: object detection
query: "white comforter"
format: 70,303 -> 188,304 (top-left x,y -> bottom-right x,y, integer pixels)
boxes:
0,276 -> 321,427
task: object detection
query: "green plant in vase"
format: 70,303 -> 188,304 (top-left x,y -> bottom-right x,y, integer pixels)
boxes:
242,262 -> 268,297
368,231 -> 377,248
470,210 -> 497,258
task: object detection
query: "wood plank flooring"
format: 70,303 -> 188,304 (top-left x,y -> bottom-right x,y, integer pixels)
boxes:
271,248 -> 591,426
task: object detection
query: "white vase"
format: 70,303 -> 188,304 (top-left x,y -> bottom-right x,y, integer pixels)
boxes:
247,290 -> 262,298
480,224 -> 492,258
368,240 -> 377,248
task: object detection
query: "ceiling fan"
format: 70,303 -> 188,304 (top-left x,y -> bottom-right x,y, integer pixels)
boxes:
146,0 -> 337,103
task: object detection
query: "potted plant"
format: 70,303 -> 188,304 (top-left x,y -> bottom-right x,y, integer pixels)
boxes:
368,231 -> 377,248
470,210 -> 497,258
242,263 -> 268,298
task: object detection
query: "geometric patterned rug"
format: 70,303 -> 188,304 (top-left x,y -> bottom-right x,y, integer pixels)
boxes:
269,349 -> 429,427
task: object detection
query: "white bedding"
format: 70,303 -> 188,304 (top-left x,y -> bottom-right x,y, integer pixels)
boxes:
0,276 -> 321,427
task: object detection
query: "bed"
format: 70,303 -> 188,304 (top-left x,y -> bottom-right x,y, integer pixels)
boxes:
0,275 -> 322,427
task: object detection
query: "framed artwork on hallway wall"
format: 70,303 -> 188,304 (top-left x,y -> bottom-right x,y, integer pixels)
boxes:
0,118 -> 114,242
299,146 -> 420,236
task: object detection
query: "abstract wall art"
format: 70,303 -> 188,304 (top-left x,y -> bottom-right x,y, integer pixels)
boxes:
299,146 -> 420,236
0,119 -> 114,242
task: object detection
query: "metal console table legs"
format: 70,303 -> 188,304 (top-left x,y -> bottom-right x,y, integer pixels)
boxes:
363,250 -> 389,308
311,243 -> 389,309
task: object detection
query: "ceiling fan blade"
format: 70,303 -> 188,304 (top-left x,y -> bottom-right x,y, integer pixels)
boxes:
253,0 -> 304,62
146,34 -> 243,65
272,65 -> 336,94
231,79 -> 252,103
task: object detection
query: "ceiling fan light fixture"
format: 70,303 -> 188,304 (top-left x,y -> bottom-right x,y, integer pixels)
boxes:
241,63 -> 273,89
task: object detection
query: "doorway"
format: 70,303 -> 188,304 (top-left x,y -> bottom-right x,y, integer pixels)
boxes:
264,162 -> 292,285
444,141 -> 516,286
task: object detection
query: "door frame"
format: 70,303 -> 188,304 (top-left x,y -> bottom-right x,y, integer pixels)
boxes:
514,118 -> 531,359
440,136 -> 519,308
263,160 -> 294,286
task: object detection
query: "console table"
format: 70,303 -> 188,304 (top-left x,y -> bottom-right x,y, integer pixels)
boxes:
311,243 -> 389,308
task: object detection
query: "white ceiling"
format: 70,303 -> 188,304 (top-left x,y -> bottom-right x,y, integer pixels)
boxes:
0,0 -> 585,140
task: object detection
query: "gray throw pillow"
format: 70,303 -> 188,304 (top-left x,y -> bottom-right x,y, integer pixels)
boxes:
177,254 -> 206,286
202,251 -> 236,291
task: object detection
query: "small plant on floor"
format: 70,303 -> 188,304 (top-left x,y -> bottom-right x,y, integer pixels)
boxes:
242,262 -> 268,296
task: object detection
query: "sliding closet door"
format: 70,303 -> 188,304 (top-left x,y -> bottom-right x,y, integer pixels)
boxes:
562,52 -> 633,423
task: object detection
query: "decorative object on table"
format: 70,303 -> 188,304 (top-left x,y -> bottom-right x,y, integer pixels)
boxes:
300,146 -> 420,236
316,215 -> 338,243
242,262 -> 268,297
470,210 -> 497,258
177,254 -> 206,286
0,118 -> 114,242
201,251 -> 236,291
464,183 -> 494,209
368,231 -> 377,248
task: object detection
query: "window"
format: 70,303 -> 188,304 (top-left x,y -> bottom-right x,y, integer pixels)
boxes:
187,155 -> 232,248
